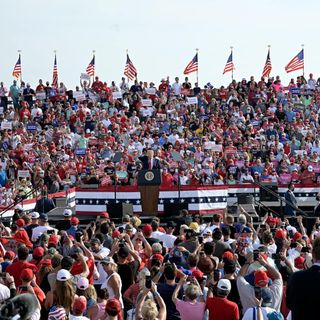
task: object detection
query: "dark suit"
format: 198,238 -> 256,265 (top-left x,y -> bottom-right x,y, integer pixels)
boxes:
138,156 -> 161,170
284,190 -> 297,216
286,265 -> 320,320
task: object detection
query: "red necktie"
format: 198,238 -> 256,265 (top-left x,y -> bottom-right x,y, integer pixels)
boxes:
149,159 -> 152,170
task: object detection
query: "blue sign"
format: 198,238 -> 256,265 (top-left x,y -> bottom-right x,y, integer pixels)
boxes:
290,88 -> 301,95
26,123 -> 37,132
75,148 -> 86,156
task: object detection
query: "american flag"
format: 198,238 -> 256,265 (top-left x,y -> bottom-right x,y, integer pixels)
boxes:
223,52 -> 234,74
262,49 -> 272,78
86,56 -> 95,77
285,49 -> 304,73
124,54 -> 137,80
12,54 -> 22,79
183,53 -> 198,75
52,54 -> 58,88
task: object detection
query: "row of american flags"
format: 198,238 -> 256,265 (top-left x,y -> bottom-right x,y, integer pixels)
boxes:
12,48 -> 304,85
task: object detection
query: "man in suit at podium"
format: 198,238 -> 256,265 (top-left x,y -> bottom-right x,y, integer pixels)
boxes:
139,149 -> 161,170
287,237 -> 320,319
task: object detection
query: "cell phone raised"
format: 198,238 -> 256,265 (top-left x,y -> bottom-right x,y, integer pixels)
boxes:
145,275 -> 152,289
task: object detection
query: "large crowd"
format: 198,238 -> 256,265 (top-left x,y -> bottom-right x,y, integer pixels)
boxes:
0,74 -> 319,319
0,205 -> 319,319
0,74 -> 320,207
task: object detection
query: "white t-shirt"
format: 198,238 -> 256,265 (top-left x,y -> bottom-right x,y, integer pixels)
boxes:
242,306 -> 280,320
69,316 -> 90,320
31,226 -> 56,242
0,283 -> 10,302
94,246 -> 110,285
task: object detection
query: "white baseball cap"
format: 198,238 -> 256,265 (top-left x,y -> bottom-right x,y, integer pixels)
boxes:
31,211 -> 40,219
308,165 -> 313,172
76,277 -> 89,290
57,269 -> 72,282
63,209 -> 72,217
217,279 -> 231,292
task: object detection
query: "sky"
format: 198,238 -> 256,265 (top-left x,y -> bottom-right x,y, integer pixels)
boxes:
1,0 -> 320,88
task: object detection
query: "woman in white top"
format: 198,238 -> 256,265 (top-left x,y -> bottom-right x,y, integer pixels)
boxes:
100,257 -> 123,308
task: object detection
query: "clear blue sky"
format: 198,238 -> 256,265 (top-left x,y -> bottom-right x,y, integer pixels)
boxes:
1,0 -> 319,88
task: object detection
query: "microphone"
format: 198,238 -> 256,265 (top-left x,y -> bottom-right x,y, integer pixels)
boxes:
0,293 -> 39,320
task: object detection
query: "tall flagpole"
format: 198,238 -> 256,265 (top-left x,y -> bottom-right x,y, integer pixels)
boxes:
92,50 -> 96,82
230,46 -> 234,81
196,48 -> 199,84
18,50 -> 22,83
301,44 -> 304,77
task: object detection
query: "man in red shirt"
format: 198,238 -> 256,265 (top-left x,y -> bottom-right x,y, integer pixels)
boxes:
7,246 -> 38,287
206,279 -> 240,320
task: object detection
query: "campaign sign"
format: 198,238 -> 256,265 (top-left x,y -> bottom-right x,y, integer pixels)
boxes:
145,88 -> 156,95
75,148 -> 86,156
1,122 -> 12,130
80,73 -> 91,81
26,123 -> 37,132
112,92 -> 123,99
290,88 -> 301,95
186,97 -> 198,105
141,99 -> 152,107
36,92 -> 46,100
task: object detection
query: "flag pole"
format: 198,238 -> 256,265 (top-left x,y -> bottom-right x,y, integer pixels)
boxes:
92,50 -> 96,82
196,48 -> 199,84
230,46 -> 234,81
18,50 -> 22,83
301,44 -> 304,77
126,49 -> 129,83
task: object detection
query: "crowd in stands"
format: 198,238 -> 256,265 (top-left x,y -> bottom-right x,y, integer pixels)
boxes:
0,74 -> 319,207
0,206 -> 319,319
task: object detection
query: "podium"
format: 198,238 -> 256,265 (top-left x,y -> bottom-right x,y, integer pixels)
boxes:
138,170 -> 162,216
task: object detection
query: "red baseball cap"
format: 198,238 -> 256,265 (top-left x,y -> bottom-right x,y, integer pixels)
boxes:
192,269 -> 204,280
39,259 -> 52,267
112,230 -> 121,239
294,256 -> 305,270
20,268 -> 34,282
100,212 -> 109,219
16,219 -> 25,228
33,246 -> 45,258
254,270 -> 268,287
4,250 -> 15,260
222,251 -> 235,261
71,217 -> 79,225
275,229 -> 286,239
143,224 -> 153,235
293,232 -> 302,241
73,296 -> 87,314
48,235 -> 59,246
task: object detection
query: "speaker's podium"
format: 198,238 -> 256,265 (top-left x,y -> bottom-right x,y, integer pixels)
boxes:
137,169 -> 162,216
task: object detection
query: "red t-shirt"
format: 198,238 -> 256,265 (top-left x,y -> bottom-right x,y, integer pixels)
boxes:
206,296 -> 240,320
7,261 -> 38,286
70,258 -> 95,284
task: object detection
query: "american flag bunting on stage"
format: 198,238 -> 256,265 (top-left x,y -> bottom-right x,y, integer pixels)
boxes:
262,49 -> 272,78
285,49 -> 304,73
183,53 -> 198,75
52,54 -> 58,88
12,54 -> 22,79
86,56 -> 95,77
223,52 -> 234,74
124,54 -> 137,80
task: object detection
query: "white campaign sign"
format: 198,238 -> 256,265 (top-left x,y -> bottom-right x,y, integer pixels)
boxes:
80,73 -> 91,81
1,122 -> 12,130
112,92 -> 122,99
186,97 -> 198,105
18,170 -> 30,178
145,88 -> 156,95
36,92 -> 46,100
141,99 -> 152,107
73,91 -> 86,101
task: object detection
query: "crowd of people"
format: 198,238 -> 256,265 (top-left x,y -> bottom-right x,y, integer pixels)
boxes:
0,206 -> 319,319
0,74 -> 319,207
